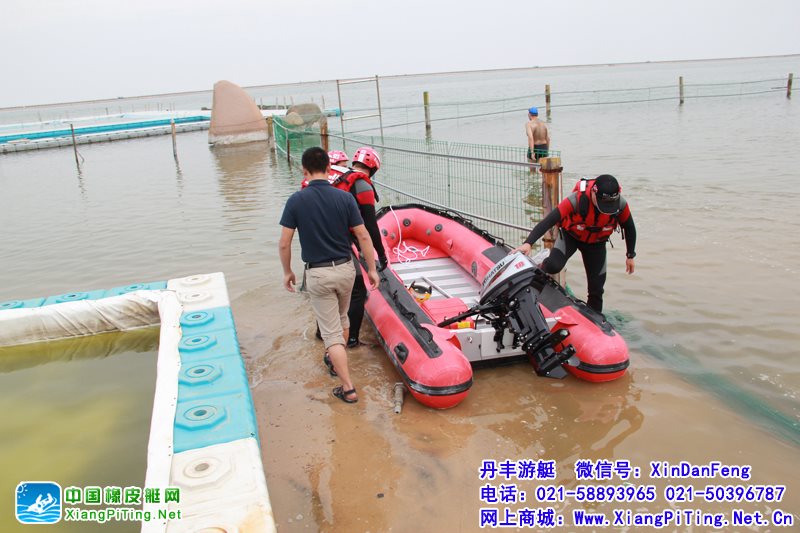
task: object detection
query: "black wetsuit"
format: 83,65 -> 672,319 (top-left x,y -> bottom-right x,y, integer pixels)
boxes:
524,206 -> 636,313
346,178 -> 387,345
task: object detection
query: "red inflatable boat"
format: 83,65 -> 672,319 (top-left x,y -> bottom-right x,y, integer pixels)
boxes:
359,204 -> 629,409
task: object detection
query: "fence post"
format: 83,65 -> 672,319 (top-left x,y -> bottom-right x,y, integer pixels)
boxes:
788,73 -> 794,99
539,157 -> 562,233
372,74 -> 385,144
269,116 -> 277,152
679,76 -> 685,105
423,91 -> 432,137
539,156 -> 564,285
171,119 -> 178,159
445,141 -> 452,207
321,120 -> 329,152
545,84 -> 551,119
70,124 -> 81,171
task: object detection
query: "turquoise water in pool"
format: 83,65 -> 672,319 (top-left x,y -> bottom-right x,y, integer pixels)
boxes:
0,329 -> 158,532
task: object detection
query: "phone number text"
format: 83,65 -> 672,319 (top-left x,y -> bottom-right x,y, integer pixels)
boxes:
534,484 -> 786,503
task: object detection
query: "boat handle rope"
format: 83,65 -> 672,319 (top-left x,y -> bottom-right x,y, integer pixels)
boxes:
389,205 -> 430,263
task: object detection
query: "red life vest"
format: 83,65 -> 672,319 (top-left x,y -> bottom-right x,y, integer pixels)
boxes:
300,164 -> 349,189
560,178 -> 622,243
331,169 -> 379,205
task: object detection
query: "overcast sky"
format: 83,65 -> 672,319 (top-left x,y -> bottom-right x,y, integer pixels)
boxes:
1,0 -> 798,107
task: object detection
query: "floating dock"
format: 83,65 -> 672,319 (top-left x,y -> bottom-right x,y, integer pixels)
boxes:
0,115 -> 211,154
0,273 -> 276,532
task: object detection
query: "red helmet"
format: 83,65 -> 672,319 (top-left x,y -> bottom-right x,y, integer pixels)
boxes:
352,147 -> 381,175
327,150 -> 349,166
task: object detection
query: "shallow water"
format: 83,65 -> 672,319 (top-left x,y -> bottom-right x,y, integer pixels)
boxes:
1,56 -> 799,531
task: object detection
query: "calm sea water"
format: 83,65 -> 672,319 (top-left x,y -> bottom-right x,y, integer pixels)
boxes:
1,56 -> 799,531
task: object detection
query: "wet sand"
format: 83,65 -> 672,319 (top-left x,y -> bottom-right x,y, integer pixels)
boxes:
236,282 -> 799,532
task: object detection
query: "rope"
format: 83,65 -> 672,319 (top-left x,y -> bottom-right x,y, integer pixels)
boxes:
388,205 -> 429,263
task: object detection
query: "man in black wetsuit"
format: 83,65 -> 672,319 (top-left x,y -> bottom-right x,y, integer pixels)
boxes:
515,174 -> 636,313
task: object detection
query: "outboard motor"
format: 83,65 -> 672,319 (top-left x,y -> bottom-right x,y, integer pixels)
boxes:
479,252 -> 577,378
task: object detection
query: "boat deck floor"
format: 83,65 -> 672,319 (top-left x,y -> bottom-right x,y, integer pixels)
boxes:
391,256 -> 482,308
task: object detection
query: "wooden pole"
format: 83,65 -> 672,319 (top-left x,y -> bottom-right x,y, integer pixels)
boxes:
539,156 -> 564,285
321,120 -> 329,152
265,116 -> 275,151
266,116 -> 274,139
171,119 -> 177,159
70,124 -> 80,170
423,91 -> 431,137
545,84 -> 551,119
539,157 -> 562,232
788,73 -> 793,99
679,76 -> 685,105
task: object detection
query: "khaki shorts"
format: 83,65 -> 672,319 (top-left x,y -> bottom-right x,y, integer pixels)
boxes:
305,260 -> 356,348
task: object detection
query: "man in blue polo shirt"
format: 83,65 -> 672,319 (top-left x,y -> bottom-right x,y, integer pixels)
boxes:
279,147 -> 379,404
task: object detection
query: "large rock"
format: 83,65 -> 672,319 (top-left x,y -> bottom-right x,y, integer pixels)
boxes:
284,103 -> 327,129
208,80 -> 268,145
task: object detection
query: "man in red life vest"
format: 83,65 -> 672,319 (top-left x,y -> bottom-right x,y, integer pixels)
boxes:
300,150 -> 350,188
304,147 -> 388,348
334,147 -> 388,347
514,174 -> 637,314
327,150 -> 349,167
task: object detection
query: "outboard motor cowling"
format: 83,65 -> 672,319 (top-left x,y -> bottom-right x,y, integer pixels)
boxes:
480,252 -> 538,305
479,252 -> 578,378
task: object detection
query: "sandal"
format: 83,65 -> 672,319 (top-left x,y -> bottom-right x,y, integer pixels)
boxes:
332,386 -> 358,403
323,353 -> 337,377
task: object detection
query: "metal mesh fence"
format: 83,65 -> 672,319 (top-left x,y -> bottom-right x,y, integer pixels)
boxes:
280,125 -> 556,245
341,77 -> 792,135
273,74 -> 793,244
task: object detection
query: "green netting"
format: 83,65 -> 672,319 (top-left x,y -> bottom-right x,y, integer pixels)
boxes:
273,115 -> 323,157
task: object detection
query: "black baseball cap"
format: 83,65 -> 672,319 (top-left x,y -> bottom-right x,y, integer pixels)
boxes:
593,174 -> 621,214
